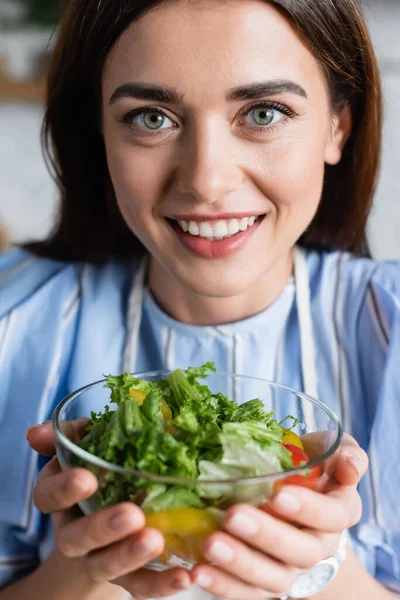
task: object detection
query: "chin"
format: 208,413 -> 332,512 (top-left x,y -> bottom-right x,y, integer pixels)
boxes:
172,260 -> 265,299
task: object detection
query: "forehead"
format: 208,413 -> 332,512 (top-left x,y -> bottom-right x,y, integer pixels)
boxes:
103,0 -> 323,101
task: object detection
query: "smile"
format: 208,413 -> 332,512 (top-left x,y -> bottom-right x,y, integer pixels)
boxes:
167,213 -> 266,259
176,215 -> 261,241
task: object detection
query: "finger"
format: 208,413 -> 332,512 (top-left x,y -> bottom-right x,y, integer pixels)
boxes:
83,527 -> 163,581
192,564 -> 283,600
223,504 -> 340,569
118,566 -> 192,599
33,457 -> 98,513
26,421 -> 55,456
334,434 -> 369,486
271,483 -> 362,532
57,502 -> 145,558
26,419 -> 89,456
198,531 -> 300,595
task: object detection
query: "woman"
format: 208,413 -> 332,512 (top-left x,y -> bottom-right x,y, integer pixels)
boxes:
0,0 -> 398,598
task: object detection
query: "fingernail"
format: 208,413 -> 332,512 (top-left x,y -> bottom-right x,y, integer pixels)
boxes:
273,492 -> 301,514
228,512 -> 260,537
195,573 -> 214,589
206,540 -> 235,563
25,424 -> 42,439
347,455 -> 362,475
109,512 -> 135,532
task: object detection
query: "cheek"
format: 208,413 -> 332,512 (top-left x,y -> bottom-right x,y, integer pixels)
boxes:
104,135 -> 167,214
255,132 -> 328,218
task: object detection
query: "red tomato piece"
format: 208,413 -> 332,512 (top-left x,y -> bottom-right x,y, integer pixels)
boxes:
274,443 -> 322,491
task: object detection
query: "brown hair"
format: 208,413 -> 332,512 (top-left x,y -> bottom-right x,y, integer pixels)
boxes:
26,0 -> 382,263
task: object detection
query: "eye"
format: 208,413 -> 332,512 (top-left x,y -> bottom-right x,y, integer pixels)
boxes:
122,108 -> 176,131
242,102 -> 295,129
135,110 -> 174,130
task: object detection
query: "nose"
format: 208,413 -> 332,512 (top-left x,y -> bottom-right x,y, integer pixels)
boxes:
176,120 -> 243,204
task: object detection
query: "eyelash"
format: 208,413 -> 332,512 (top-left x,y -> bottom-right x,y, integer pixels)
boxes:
120,101 -> 297,136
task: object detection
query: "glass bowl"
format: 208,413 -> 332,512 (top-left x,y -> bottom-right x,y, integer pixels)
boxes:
52,372 -> 342,571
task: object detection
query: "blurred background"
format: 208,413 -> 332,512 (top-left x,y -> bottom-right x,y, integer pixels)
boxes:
0,0 -> 399,258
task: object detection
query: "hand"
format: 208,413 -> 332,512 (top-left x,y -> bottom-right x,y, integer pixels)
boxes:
26,422 -> 192,599
190,433 -> 368,599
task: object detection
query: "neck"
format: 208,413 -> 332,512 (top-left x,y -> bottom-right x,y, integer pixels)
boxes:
148,251 -> 294,326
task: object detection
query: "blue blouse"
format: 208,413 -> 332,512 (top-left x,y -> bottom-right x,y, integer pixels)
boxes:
0,248 -> 399,594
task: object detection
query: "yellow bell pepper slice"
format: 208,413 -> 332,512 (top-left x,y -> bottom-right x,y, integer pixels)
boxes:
145,507 -> 218,537
129,388 -> 172,422
281,427 -> 304,450
129,388 -> 147,403
159,533 -> 205,564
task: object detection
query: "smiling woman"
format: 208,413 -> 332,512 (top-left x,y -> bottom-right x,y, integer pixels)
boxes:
29,0 -> 379,264
0,1 -> 399,600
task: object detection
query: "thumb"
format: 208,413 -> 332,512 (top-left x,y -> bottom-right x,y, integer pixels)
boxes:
333,434 -> 369,487
26,418 -> 89,456
26,421 -> 56,456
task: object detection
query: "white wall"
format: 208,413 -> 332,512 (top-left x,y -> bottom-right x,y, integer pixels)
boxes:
0,1 -> 399,258
0,102 -> 56,244
364,0 -> 400,259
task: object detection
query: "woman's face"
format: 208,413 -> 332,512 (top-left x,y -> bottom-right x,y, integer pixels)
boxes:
102,0 -> 349,298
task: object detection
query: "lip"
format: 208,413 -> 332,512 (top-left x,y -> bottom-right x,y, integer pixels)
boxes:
168,212 -> 266,223
169,216 -> 264,259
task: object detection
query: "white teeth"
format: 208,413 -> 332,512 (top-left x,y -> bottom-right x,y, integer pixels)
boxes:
213,220 -> 229,238
177,216 -> 261,239
188,221 -> 200,235
239,217 -> 249,231
199,222 -> 214,238
227,219 -> 240,235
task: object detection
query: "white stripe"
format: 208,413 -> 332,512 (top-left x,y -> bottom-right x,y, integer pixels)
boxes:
272,324 -> 286,415
335,253 -> 352,435
62,282 -> 80,320
165,329 -> 176,371
233,334 -> 243,405
0,256 -> 34,288
0,313 -> 10,350
294,247 -> 317,431
294,247 -> 318,402
23,295 -> 81,532
123,258 -> 147,373
366,288 -> 389,351
368,437 -> 386,529
161,326 -> 169,368
0,312 -> 13,368
226,333 -> 235,401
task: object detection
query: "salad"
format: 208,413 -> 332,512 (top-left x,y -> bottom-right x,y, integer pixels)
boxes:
75,363 -> 321,564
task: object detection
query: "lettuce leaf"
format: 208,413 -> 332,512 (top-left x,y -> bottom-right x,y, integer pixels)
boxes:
77,362 -> 295,511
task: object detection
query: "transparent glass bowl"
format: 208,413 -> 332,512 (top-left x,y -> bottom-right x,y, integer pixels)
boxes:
52,372 -> 342,570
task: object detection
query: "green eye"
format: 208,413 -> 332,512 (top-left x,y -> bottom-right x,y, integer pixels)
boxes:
142,112 -> 167,130
250,107 -> 275,126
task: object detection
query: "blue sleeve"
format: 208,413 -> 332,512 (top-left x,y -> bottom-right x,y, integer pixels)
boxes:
0,250 -> 80,587
350,261 -> 400,595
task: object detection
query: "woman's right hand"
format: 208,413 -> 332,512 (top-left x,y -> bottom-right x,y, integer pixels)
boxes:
26,422 -> 192,599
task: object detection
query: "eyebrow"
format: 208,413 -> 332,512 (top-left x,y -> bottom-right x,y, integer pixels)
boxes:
227,80 -> 308,101
109,83 -> 184,105
108,79 -> 307,105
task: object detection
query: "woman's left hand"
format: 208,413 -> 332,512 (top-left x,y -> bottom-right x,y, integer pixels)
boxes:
191,433 -> 368,599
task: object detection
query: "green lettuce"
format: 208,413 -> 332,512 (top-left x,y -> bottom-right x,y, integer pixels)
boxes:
77,363 -> 295,512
